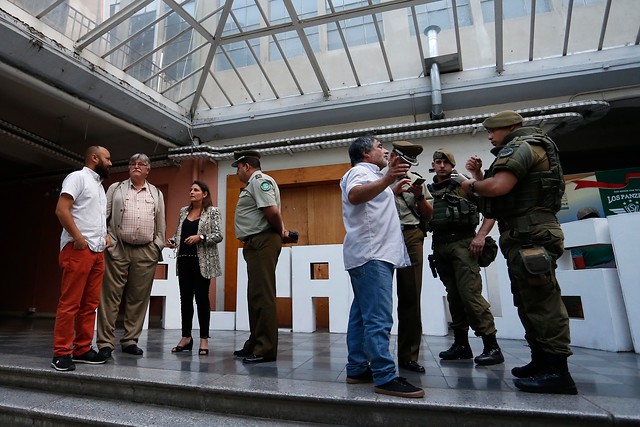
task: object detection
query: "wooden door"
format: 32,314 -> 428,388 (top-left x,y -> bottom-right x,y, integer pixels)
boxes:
225,164 -> 350,329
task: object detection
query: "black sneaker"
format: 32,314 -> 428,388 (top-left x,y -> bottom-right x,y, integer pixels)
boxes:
51,354 -> 76,371
374,377 -> 424,398
474,347 -> 505,366
439,343 -> 473,360
346,367 -> 373,384
98,347 -> 112,360
72,349 -> 107,365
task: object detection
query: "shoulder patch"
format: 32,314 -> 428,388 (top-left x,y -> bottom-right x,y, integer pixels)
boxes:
498,147 -> 514,158
260,181 -> 272,191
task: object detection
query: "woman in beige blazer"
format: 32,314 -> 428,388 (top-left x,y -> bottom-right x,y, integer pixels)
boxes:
167,181 -> 223,355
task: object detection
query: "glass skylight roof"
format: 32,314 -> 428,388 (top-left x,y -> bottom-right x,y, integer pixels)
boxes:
6,0 -> 640,118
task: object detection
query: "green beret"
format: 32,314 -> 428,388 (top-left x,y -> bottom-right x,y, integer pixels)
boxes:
392,140 -> 423,166
433,148 -> 456,166
231,150 -> 261,167
482,110 -> 524,129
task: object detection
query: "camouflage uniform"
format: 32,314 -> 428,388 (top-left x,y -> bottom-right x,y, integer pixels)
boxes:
481,127 -> 571,357
481,124 -> 576,394
429,179 -> 501,364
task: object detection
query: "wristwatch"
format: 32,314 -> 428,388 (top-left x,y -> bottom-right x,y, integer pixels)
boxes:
200,234 -> 206,242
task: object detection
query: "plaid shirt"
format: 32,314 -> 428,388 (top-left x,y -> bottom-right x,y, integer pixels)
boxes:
119,182 -> 155,245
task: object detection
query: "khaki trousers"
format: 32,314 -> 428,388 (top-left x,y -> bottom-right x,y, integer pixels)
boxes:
241,231 -> 281,359
97,242 -> 159,350
396,228 -> 424,362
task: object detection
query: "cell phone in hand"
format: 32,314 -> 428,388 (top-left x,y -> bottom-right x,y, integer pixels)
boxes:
412,177 -> 426,186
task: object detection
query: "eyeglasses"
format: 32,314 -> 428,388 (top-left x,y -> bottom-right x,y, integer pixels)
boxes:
129,162 -> 149,168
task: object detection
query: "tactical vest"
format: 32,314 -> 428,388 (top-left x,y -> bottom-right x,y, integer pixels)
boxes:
427,179 -> 479,232
480,132 -> 565,220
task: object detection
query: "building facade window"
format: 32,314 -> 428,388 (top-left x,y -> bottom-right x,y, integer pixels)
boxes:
562,0 -> 605,6
163,0 -> 195,82
327,0 -> 383,51
128,6 -> 157,82
409,0 -> 472,35
269,0 -> 319,60
481,0 -> 551,22
216,0 -> 260,71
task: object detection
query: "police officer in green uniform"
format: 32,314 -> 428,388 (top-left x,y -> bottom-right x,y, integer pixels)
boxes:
461,111 -> 577,394
389,141 -> 433,373
232,150 -> 291,364
428,148 -> 504,366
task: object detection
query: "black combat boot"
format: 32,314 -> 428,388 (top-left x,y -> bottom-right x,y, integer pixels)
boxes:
439,329 -> 473,360
513,354 -> 578,395
511,349 -> 542,378
474,334 -> 504,366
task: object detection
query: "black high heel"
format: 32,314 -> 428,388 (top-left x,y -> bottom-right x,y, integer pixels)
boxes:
171,337 -> 193,353
199,338 -> 209,356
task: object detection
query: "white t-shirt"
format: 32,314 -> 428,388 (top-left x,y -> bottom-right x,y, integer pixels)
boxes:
340,162 -> 410,270
59,167 -> 107,252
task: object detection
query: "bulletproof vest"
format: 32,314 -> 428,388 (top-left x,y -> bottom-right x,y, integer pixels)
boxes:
427,179 -> 479,232
480,132 -> 565,220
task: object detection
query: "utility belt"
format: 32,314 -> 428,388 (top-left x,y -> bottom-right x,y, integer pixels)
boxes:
498,211 -> 557,234
431,230 -> 475,244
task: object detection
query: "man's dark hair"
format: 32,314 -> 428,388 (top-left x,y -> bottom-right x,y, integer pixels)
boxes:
348,136 -> 376,166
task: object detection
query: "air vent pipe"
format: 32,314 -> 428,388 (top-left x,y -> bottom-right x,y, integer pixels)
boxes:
425,25 -> 444,120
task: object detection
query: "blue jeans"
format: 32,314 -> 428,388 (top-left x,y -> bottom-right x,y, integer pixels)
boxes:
346,260 -> 397,386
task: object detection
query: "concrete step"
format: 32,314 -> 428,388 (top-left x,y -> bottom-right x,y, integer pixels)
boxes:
0,384 -> 329,426
0,362 -> 621,427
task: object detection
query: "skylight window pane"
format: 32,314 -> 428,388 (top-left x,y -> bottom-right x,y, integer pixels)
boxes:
410,0 -> 472,35
269,0 -> 319,60
327,0 -> 383,51
216,0 -> 260,70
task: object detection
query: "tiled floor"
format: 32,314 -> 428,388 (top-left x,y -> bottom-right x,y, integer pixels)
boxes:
1,317 -> 639,424
2,317 -> 640,397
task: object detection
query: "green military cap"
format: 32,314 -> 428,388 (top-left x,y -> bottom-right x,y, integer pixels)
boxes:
482,110 -> 524,129
231,150 -> 261,167
433,148 -> 456,166
392,140 -> 423,166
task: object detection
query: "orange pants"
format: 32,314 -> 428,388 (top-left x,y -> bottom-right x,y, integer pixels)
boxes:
53,243 -> 105,357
